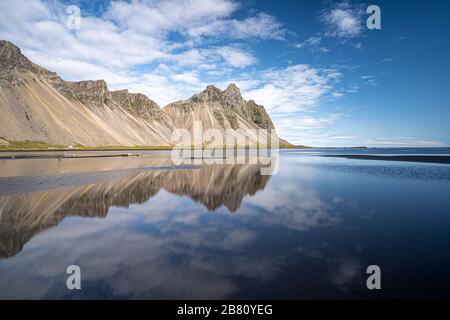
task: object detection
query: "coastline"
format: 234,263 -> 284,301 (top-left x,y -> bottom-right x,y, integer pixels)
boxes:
0,144 -> 308,153
322,154 -> 450,164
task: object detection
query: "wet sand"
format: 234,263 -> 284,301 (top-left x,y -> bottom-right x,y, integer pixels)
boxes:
0,152 -> 144,160
322,155 -> 450,164
0,165 -> 199,195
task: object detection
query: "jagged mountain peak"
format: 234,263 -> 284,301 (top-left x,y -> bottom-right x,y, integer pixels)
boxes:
0,40 -> 52,77
224,83 -> 241,95
192,83 -> 244,103
192,84 -> 223,102
0,40 -> 20,52
164,81 -> 277,137
206,84 -> 219,90
0,40 -> 23,62
223,83 -> 243,104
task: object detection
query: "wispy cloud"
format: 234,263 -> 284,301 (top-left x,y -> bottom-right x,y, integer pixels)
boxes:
241,64 -> 342,114
293,1 -> 365,56
269,113 -> 345,145
217,46 -> 257,68
171,71 -> 201,85
346,84 -> 359,93
360,75 -> 378,86
329,135 -> 357,139
186,12 -> 286,40
212,63 -> 346,145
320,2 -> 365,39
294,35 -> 329,53
363,137 -> 447,147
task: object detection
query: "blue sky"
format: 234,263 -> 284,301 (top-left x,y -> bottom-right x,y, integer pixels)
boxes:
0,0 -> 449,147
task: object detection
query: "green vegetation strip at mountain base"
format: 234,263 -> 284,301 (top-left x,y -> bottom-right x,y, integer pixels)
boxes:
0,140 -> 310,151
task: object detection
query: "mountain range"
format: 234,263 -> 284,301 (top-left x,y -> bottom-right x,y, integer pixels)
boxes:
0,40 -> 286,148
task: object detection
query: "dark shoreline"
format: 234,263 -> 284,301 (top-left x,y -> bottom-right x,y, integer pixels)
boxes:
0,153 -> 144,160
0,145 -> 304,155
322,155 -> 450,164
0,148 -> 172,153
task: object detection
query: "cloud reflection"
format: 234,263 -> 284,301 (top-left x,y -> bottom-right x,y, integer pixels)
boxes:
0,161 -> 356,299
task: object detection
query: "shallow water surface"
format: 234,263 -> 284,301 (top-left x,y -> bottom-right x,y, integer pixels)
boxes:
1,148 -> 450,299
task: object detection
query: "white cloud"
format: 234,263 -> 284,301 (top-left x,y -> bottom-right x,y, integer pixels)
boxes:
186,13 -> 286,40
270,113 -> 344,145
241,64 -> 342,114
359,75 -> 380,87
320,2 -> 364,39
171,72 -> 201,85
209,64 -> 346,145
120,72 -> 206,106
363,137 -> 447,147
329,135 -> 357,139
354,42 -> 363,49
105,0 -> 238,35
0,0 -> 283,86
295,35 -> 329,53
294,2 -> 365,55
347,84 -> 359,93
217,46 -> 256,68
295,35 -> 321,48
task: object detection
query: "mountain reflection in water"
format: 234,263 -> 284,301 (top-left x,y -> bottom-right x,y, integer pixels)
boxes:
2,149 -> 450,299
0,164 -> 270,259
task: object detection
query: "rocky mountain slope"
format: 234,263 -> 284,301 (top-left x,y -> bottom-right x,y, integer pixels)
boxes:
164,84 -> 278,146
0,40 -> 175,146
0,40 -> 286,147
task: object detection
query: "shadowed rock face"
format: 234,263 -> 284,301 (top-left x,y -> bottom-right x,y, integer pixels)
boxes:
0,164 -> 270,258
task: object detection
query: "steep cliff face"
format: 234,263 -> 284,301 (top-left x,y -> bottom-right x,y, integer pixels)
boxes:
164,84 -> 278,146
111,89 -> 174,127
0,40 -> 287,148
222,83 -> 275,130
64,80 -> 114,107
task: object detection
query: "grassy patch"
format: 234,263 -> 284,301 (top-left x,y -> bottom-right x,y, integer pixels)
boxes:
0,140 -> 311,151
0,140 -> 68,151
0,141 -> 174,151
78,145 -> 173,151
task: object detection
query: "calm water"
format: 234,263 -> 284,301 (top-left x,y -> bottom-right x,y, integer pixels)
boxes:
1,148 -> 450,299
